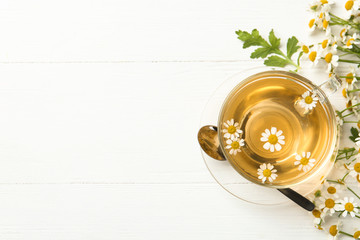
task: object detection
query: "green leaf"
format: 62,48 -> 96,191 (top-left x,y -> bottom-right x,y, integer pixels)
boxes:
235,29 -> 269,48
286,36 -> 300,58
269,29 -> 280,48
350,136 -> 357,142
350,127 -> 359,142
250,47 -> 273,59
264,55 -> 288,67
351,127 -> 359,137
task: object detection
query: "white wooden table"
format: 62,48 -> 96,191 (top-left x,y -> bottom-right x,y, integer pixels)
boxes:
0,0 -> 346,239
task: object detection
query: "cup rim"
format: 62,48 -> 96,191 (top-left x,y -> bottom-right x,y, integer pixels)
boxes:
216,66 -> 339,189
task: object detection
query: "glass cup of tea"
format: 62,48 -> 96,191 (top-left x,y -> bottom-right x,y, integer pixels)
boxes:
198,67 -> 341,204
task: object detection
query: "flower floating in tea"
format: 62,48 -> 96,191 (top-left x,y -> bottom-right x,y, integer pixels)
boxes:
222,119 -> 242,140
294,152 -> 316,172
260,127 -> 285,152
225,138 -> 245,155
257,163 -> 278,183
299,91 -> 319,111
335,197 -> 359,217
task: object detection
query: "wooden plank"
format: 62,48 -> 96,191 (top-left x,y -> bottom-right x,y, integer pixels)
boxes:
0,0 -> 319,61
0,184 -> 325,240
0,62 -> 346,183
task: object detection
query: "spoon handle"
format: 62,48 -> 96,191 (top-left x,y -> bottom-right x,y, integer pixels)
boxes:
277,188 -> 315,211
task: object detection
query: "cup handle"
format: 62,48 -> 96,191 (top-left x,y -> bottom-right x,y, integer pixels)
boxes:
318,74 -> 342,98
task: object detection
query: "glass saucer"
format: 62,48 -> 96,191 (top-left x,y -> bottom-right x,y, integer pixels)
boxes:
199,66 -> 329,205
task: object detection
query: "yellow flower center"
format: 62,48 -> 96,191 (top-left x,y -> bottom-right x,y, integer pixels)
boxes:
305,96 -> 313,104
323,19 -> 329,29
347,38 -> 355,46
302,45 -> 309,53
309,19 -> 316,28
345,202 -> 354,212
346,73 -> 354,84
312,209 -> 321,218
347,100 -> 352,109
342,88 -> 348,98
354,163 -> 360,173
358,120 -> 360,129
340,28 -> 347,38
300,157 -> 309,165
268,134 -> 278,144
319,12 -> 324,18
329,225 -> 338,236
321,0 -> 328,4
327,186 -> 336,194
309,51 -> 317,62
262,169 -> 272,177
322,39 -> 328,49
231,141 -> 240,149
345,0 -> 354,10
227,125 -> 236,134
353,231 -> 360,239
325,52 -> 333,63
325,198 -> 335,208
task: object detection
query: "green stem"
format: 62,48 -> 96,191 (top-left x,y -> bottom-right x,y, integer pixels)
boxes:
339,75 -> 360,80
337,46 -> 360,59
340,102 -> 360,113
276,50 -> 300,70
342,172 -> 350,181
338,58 -> 360,64
343,111 -> 355,118
343,121 -> 359,123
339,231 -> 354,237
347,186 -> 360,200
348,89 -> 360,93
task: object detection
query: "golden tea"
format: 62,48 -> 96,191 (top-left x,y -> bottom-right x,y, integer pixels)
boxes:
218,71 -> 338,187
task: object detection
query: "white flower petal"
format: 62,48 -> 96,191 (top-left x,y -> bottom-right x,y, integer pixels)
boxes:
271,127 -> 277,135
260,137 -> 268,142
265,129 -> 270,135
278,139 -> 285,145
294,161 -> 300,166
276,130 -> 283,136
277,135 -> 285,140
260,164 -> 266,170
307,152 -> 311,158
263,142 -> 270,150
270,144 -> 275,152
275,143 -> 282,151
295,155 -> 301,160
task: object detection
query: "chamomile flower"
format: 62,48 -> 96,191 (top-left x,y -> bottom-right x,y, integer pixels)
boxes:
225,138 -> 245,155
328,222 -> 342,240
340,26 -> 351,43
294,152 -> 316,172
308,46 -> 322,65
319,195 -> 337,215
257,163 -> 278,183
345,0 -> 360,19
349,159 -> 360,183
323,45 -> 339,72
222,119 -> 242,140
335,197 -> 359,217
299,91 -> 319,111
344,67 -> 358,89
344,33 -> 360,48
312,208 -> 325,225
260,127 -> 285,152
300,42 -> 311,58
322,181 -> 341,198
353,231 -> 360,239
309,0 -> 334,12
